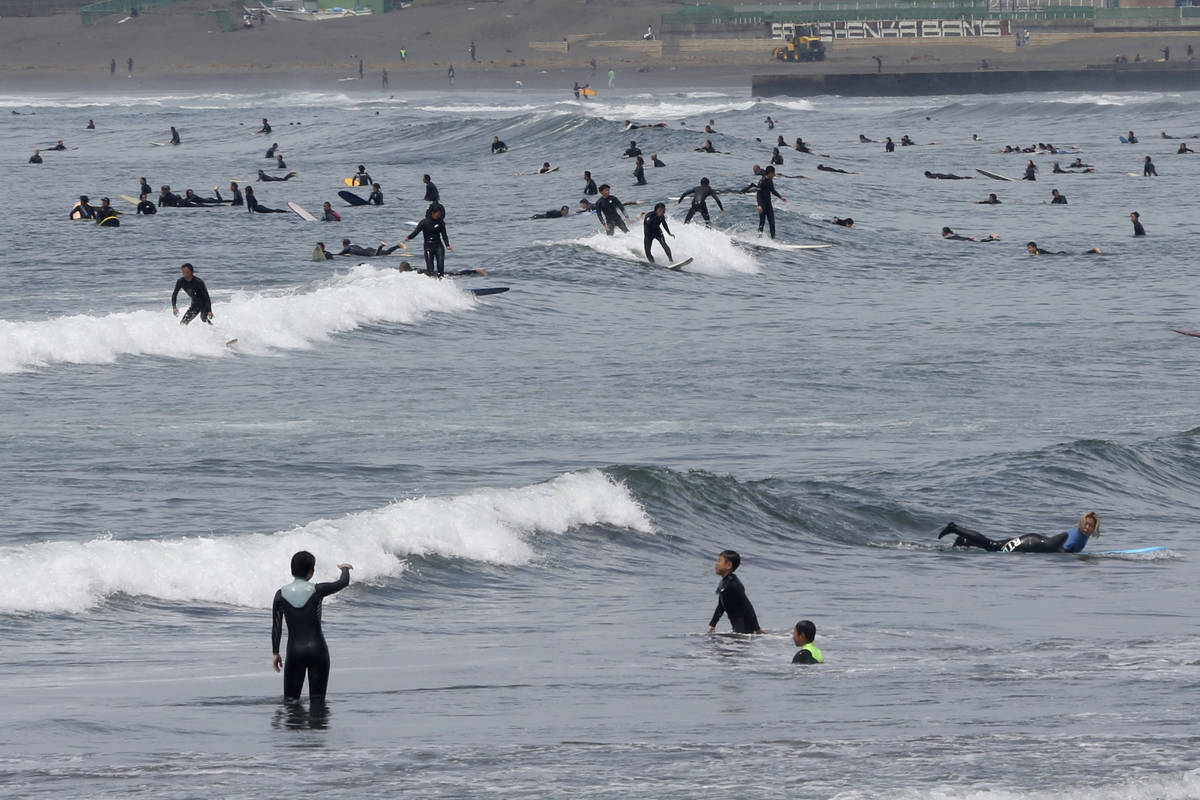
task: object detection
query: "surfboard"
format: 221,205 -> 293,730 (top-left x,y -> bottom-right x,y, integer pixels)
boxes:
1172,329 -> 1200,338
580,88 -> 596,97
96,216 -> 120,227
225,338 -> 239,347
287,201 -> 318,221
150,142 -> 168,147
1089,546 -> 1167,555
1119,135 -> 1130,143
119,194 -> 141,207
976,168 -> 1014,182
338,190 -> 368,206
312,245 -> 329,262
469,287 -> 509,296
343,177 -> 370,187
777,243 -> 833,250
667,257 -> 694,271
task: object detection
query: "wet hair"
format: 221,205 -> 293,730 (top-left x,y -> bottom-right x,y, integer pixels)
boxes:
718,549 -> 741,571
598,183 -> 610,193
1079,511 -> 1099,536
423,174 -> 431,181
180,263 -> 194,272
342,238 -> 351,245
291,550 -> 315,577
1130,211 -> 1140,218
653,202 -> 666,212
942,227 -> 953,235
700,177 -> 710,186
794,620 -> 816,641
584,170 -> 592,177
763,165 -> 775,175
1026,241 -> 1038,249
357,164 -> 365,171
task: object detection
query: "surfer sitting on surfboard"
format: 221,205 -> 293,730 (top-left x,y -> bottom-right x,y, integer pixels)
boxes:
938,512 -> 1098,553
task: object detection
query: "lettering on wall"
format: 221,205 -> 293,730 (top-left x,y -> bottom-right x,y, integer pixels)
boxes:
772,19 -> 1011,40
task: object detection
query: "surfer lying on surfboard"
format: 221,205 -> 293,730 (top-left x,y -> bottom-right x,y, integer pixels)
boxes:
938,512 -> 1098,553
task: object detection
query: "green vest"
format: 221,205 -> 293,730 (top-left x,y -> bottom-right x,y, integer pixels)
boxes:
800,642 -> 824,663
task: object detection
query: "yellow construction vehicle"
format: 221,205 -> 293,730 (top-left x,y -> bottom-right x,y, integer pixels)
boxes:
772,25 -> 826,62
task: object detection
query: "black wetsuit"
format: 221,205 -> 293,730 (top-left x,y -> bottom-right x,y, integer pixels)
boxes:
531,209 -> 568,219
271,567 -> 350,701
170,130 -> 181,145
756,176 -> 782,238
642,213 -> 673,263
423,181 -> 439,202
1023,164 -> 1037,181
353,172 -> 372,186
136,199 -> 157,215
1133,219 -> 1146,236
28,154 -> 42,164
633,163 -> 646,185
247,193 -> 287,213
259,122 -> 272,134
678,184 -> 723,224
257,170 -> 293,182
229,187 -> 244,207
157,191 -> 183,208
72,203 -> 96,220
583,177 -> 598,195
339,244 -> 378,257
792,648 -> 820,664
624,146 -> 642,158
595,194 -> 628,235
137,182 -> 153,198
172,275 -> 213,325
276,157 -> 288,169
95,206 -> 120,226
368,190 -> 383,206
652,157 -> 666,168
820,165 -> 851,175
925,172 -> 970,179
1051,195 -> 1068,205
938,522 -> 1070,553
265,145 -> 277,159
709,573 -> 761,634
491,140 -> 508,154
406,216 -> 450,275
1144,160 -> 1158,177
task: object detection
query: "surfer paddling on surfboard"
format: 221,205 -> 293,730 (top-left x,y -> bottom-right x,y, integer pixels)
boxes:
938,512 -> 1099,553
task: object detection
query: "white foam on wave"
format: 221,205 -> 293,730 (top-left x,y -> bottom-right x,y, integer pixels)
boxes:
0,90 -> 365,110
573,97 -> 762,122
834,770 -> 1200,800
414,103 -> 546,114
0,470 -> 654,614
568,219 -> 759,276
0,264 -> 475,374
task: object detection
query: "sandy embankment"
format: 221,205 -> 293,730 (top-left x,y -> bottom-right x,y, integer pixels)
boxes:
0,0 -> 1196,93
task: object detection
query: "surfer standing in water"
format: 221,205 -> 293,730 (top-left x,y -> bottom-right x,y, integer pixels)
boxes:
171,263 -> 213,325
938,511 -> 1099,553
272,551 -> 352,701
706,549 -> 764,634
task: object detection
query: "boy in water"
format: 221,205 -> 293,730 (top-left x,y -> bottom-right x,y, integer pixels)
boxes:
706,549 -> 764,634
272,551 -> 352,701
791,620 -> 824,664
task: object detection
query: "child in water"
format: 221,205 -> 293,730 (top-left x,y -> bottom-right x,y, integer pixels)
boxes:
792,620 -> 824,664
706,549 -> 764,634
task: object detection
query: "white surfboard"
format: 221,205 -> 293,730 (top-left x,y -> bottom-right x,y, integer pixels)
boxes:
288,201 -> 318,221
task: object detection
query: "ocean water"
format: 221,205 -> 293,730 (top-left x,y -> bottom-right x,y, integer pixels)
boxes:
1,86 -> 1198,798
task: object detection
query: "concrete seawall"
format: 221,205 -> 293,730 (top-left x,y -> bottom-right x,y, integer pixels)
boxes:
752,66 -> 1200,96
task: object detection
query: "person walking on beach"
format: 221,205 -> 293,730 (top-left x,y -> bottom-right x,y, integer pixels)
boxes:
608,68 -> 615,89
448,64 -> 455,85
272,551 -> 352,702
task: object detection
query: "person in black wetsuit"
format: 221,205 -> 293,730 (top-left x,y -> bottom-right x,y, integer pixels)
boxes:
266,142 -> 278,159
792,620 -> 824,664
338,238 -> 401,257
595,184 -> 630,235
258,169 -> 297,182
819,164 -> 852,175
925,170 -> 972,180
706,550 -> 763,634
423,174 -> 439,202
352,165 -> 372,186
1026,241 -> 1102,254
1130,211 -> 1146,236
651,153 -> 666,168
71,195 -> 96,219
756,165 -> 787,240
244,186 -> 288,213
677,177 -> 724,225
831,216 -> 854,227
695,139 -> 718,154
171,263 -> 213,325
1143,155 -> 1157,176
794,137 -> 812,153
169,126 -> 181,145
157,186 -> 183,208
770,147 -> 784,166
28,149 -> 42,164
94,197 -> 122,227
50,140 -> 67,151
1178,142 -> 1195,154
321,201 -> 340,222
182,188 -> 227,206
258,118 -> 272,134
579,198 -> 597,213
942,226 -> 998,242
491,136 -> 508,154
632,155 -> 647,185
583,171 -> 598,195
624,141 -> 642,158
404,204 -> 452,275
975,193 -> 1001,204
137,177 -> 153,198
1021,160 -> 1037,181
275,153 -> 288,170
642,202 -> 674,263
531,206 -> 571,219
227,181 -> 244,206
271,550 -> 352,701
136,193 -> 157,215
1050,188 -> 1067,204
368,183 -> 384,205
938,512 -> 1098,554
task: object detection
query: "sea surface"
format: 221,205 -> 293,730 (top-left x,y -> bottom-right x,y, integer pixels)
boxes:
1,86 -> 1198,799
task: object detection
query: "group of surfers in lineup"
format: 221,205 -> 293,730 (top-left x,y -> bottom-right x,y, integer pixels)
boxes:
274,511 -> 1100,701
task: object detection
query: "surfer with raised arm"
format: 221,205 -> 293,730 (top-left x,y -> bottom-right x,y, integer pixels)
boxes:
271,551 -> 352,701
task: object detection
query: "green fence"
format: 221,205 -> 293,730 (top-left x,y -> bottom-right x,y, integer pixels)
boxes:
662,2 -> 1098,27
81,0 -> 191,25
1095,6 -> 1185,18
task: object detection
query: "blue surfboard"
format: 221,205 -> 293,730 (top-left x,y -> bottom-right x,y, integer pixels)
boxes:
1089,546 -> 1167,555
